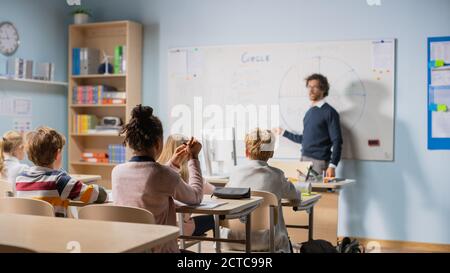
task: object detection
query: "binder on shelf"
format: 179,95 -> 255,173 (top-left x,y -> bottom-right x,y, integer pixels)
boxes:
72,48 -> 100,75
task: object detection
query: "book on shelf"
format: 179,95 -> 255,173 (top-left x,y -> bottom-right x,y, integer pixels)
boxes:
73,114 -> 98,134
81,151 -> 109,163
72,85 -> 126,105
114,45 -> 127,74
34,62 -> 55,81
108,144 -> 126,163
6,58 -> 38,79
82,152 -> 108,159
81,157 -> 109,163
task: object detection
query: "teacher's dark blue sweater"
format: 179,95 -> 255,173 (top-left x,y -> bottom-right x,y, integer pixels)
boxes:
283,103 -> 343,166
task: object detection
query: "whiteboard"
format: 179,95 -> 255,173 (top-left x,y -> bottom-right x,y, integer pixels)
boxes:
167,39 -> 395,161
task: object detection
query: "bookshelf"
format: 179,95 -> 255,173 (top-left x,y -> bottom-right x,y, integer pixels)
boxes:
68,21 -> 142,188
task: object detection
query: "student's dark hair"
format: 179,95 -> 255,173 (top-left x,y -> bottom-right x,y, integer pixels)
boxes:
121,105 -> 163,152
305,73 -> 330,97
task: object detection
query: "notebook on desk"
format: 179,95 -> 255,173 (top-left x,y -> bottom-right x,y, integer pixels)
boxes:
184,200 -> 228,209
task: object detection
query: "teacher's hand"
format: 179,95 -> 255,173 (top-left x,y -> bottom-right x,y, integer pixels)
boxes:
271,127 -> 285,136
326,167 -> 335,178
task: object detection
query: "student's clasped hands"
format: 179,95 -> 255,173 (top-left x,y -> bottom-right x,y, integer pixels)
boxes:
170,137 -> 202,167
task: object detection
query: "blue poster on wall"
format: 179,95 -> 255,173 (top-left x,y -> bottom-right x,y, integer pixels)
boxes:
428,36 -> 450,150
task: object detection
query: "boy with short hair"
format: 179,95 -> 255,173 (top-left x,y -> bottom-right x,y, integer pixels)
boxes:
16,126 -> 107,217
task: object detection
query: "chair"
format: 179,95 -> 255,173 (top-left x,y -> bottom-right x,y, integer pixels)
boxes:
222,190 -> 279,252
177,213 -> 206,253
78,204 -> 155,224
0,197 -> 54,217
0,244 -> 37,253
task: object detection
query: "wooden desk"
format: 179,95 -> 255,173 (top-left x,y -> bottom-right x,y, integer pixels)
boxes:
206,174 -> 356,243
204,177 -> 228,187
176,195 -> 263,253
0,213 -> 179,253
282,194 -> 322,241
71,174 -> 102,184
310,179 -> 355,190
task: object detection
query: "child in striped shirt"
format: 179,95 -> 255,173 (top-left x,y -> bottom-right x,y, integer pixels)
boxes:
15,126 -> 107,217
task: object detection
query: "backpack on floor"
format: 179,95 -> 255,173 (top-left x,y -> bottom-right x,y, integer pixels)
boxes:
299,239 -> 338,253
336,237 -> 365,253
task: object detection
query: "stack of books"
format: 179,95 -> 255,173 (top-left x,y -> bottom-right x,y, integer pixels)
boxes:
108,144 -> 126,163
72,85 -> 120,105
73,114 -> 98,134
81,152 -> 109,163
72,48 -> 100,75
114,45 -> 127,74
102,90 -> 126,104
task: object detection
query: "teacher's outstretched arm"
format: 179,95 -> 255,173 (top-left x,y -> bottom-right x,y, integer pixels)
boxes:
272,127 -> 303,144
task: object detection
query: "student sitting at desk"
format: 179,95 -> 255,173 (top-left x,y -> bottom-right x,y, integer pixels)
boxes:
158,134 -> 216,237
0,130 -> 29,193
223,128 -> 301,253
112,105 -> 204,253
15,127 -> 108,217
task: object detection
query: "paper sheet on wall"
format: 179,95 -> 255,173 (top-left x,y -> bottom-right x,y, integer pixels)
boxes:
13,118 -> 32,133
432,112 -> 450,138
430,41 -> 450,63
433,88 -> 450,106
0,96 -> 13,116
13,98 -> 32,116
372,40 -> 394,70
187,49 -> 204,77
168,49 -> 188,77
431,70 -> 450,86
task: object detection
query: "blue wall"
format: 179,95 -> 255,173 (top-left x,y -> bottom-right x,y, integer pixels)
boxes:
0,0 -> 68,166
3,0 -> 449,244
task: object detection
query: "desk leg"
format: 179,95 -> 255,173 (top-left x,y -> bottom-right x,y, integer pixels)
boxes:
214,214 -> 221,253
245,214 -> 252,253
308,207 -> 314,241
178,213 -> 185,250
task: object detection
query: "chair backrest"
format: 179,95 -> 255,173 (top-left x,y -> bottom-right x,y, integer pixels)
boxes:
78,205 -> 155,224
0,244 -> 37,253
223,190 -> 279,232
0,179 -> 13,197
0,197 -> 54,217
267,160 -> 312,179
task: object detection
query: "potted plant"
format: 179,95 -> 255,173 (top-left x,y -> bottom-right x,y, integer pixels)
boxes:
71,6 -> 92,24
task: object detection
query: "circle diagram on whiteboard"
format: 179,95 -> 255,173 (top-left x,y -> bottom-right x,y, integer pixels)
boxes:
278,56 -> 367,134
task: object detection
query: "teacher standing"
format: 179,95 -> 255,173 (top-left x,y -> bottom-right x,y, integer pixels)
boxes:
273,74 -> 343,178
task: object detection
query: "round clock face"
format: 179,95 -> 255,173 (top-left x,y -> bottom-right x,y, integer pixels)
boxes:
0,22 -> 20,56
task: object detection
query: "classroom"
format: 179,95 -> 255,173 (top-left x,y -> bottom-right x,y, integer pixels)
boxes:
0,0 -> 449,259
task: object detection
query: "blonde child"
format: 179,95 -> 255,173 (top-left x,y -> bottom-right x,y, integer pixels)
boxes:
158,134 -> 215,237
224,128 -> 301,252
0,131 -> 29,192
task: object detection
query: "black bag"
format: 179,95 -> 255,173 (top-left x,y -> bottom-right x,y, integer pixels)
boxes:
336,237 -> 365,253
212,187 -> 251,199
299,240 -> 338,253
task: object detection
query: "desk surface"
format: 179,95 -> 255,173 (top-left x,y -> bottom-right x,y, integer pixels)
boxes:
282,193 -> 321,207
310,179 -> 355,189
206,177 -> 356,190
0,213 -> 179,253
176,195 -> 263,215
71,174 -> 102,184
